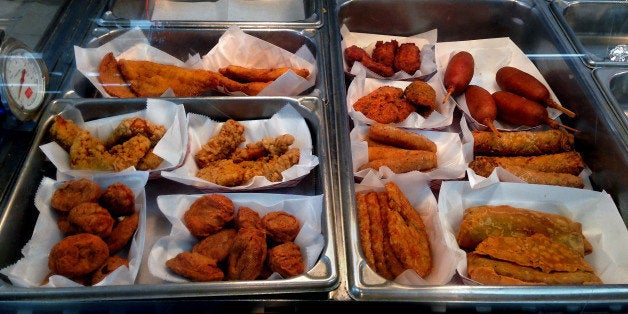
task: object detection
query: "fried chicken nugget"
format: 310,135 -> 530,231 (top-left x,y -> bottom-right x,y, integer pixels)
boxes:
166,251 -> 225,282
68,202 -> 115,238
109,134 -> 152,171
385,182 -> 432,277
219,65 -> 310,82
99,181 -> 136,217
368,123 -> 437,153
48,233 -> 109,278
353,86 -> 415,124
91,255 -> 129,285
227,227 -> 267,280
49,115 -> 81,151
51,178 -> 103,212
372,40 -> 398,68
393,42 -> 421,74
106,211 -> 139,255
69,130 -> 116,171
235,207 -> 263,230
194,119 -> 246,169
192,228 -> 237,262
105,117 -> 166,148
261,211 -> 300,243
98,52 -> 136,98
184,194 -> 235,238
267,242 -> 305,278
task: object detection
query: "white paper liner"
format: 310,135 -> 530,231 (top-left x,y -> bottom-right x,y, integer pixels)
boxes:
459,118 -> 593,189
354,172 -> 465,285
437,180 -> 628,285
74,26 -> 316,97
151,0 -> 306,22
39,99 -> 188,179
148,193 -> 325,282
160,104 -> 319,191
340,25 -> 437,81
0,171 -> 150,287
350,122 -> 466,181
435,37 -> 564,131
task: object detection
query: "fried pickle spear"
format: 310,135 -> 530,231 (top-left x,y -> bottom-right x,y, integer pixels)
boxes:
472,129 -> 574,156
368,123 -> 437,153
219,65 -> 310,82
98,52 -> 136,98
469,151 -> 585,177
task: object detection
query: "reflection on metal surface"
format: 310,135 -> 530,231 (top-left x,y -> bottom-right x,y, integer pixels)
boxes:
609,44 -> 628,62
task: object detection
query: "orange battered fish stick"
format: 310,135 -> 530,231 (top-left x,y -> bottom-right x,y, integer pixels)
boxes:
472,129 -> 574,156
219,65 -> 310,82
369,123 -> 437,153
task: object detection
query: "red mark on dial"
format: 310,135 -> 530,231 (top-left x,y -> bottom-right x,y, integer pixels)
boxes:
18,68 -> 26,98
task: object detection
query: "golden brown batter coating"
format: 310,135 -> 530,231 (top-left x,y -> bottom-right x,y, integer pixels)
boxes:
192,228 -> 237,262
393,42 -> 421,74
404,81 -> 437,113
218,65 -> 309,83
194,119 -> 246,169
353,86 -> 415,124
472,129 -> 574,156
363,191 -> 392,279
49,115 -> 82,151
235,207 -> 263,230
99,181 -> 136,217
67,202 -> 115,238
377,192 -> 406,278
368,123 -> 437,153
166,251 -> 225,282
90,255 -> 129,285
98,52 -> 136,98
48,233 -> 109,278
261,211 -> 301,243
183,194 -> 235,238
227,227 -> 267,280
267,242 -> 305,278
469,151 -> 585,176
51,178 -> 103,213
105,211 -> 139,255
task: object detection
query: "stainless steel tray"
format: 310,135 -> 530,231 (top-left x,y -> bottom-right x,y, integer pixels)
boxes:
97,0 -> 323,29
550,0 -> 628,68
65,27 -> 326,99
330,0 -> 628,303
593,67 -> 628,122
0,96 -> 339,300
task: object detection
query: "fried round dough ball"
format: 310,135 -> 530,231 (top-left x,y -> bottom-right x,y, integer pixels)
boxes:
267,242 -> 305,278
227,227 -> 267,280
51,178 -> 103,212
184,194 -> 235,238
261,211 -> 300,243
235,206 -> 263,230
404,81 -> 437,113
192,228 -> 237,262
106,211 -> 139,254
68,203 -> 115,238
99,182 -> 136,217
91,255 -> 129,285
393,42 -> 421,74
48,233 -> 109,278
166,251 -> 224,282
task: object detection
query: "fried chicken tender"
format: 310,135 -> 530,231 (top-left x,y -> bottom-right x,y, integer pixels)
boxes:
99,182 -> 136,217
69,130 -> 116,171
353,86 -> 415,124
67,202 -> 115,238
166,251 -> 225,282
117,59 -> 220,97
108,134 -> 152,171
184,194 -> 236,238
98,52 -> 136,98
219,65 -> 310,82
91,255 -> 129,285
345,45 -> 395,77
404,81 -> 437,114
261,211 -> 300,243
227,227 -> 267,280
196,159 -> 247,187
136,149 -> 164,170
105,117 -> 166,148
368,123 -> 437,153
192,228 -> 237,262
235,206 -> 263,230
105,211 -> 139,255
194,119 -> 246,169
231,134 -> 295,162
393,42 -> 421,74
267,242 -> 305,278
49,116 -> 81,151
51,178 -> 103,212
48,233 -> 109,278
372,40 -> 398,68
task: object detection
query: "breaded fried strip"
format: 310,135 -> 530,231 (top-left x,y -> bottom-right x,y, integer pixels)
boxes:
457,205 -> 591,256
467,252 -> 602,285
50,115 -> 81,151
215,73 -> 271,96
469,151 -> 585,176
467,266 -> 539,285
498,164 -> 584,188
219,65 -> 310,82
369,123 -> 437,152
367,146 -> 432,161
98,52 -> 136,98
385,182 -> 432,277
364,192 -> 392,279
356,192 -> 376,271
194,119 -> 246,168
472,129 -> 574,156
358,150 -> 437,173
377,192 -> 406,278
475,234 -> 594,273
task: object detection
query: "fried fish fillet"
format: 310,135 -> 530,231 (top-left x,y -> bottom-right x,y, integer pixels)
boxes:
364,191 -> 392,279
219,65 -> 309,82
98,52 -> 136,98
118,59 -> 220,97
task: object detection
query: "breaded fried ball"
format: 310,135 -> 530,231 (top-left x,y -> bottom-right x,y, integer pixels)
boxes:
91,255 -> 129,285
267,242 -> 305,278
227,227 -> 267,280
51,178 -> 103,212
192,228 -> 237,262
105,211 -> 139,254
48,233 -> 109,278
404,81 -> 437,114
166,251 -> 225,282
68,202 -> 115,238
235,206 -> 263,230
372,40 -> 398,67
394,42 -> 421,74
99,181 -> 136,217
262,211 -> 301,243
184,194 -> 235,238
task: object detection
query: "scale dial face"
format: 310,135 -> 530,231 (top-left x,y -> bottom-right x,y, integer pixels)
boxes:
0,38 -> 48,121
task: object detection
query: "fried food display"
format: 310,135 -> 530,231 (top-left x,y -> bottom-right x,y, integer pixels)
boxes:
219,65 -> 310,82
50,178 -> 103,212
105,117 -> 167,148
262,211 -> 301,243
355,182 -> 432,280
184,194 -> 236,238
166,251 -> 225,282
344,40 -> 422,77
353,86 -> 416,123
105,211 -> 139,254
267,242 -> 305,278
67,203 -> 115,238
98,52 -> 136,98
472,129 -> 574,156
227,227 -> 268,280
194,119 -> 301,187
48,233 -> 110,278
91,255 -> 129,285
99,182 -> 136,217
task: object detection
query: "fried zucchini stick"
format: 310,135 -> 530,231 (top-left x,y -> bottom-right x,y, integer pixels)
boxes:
472,129 -> 574,156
